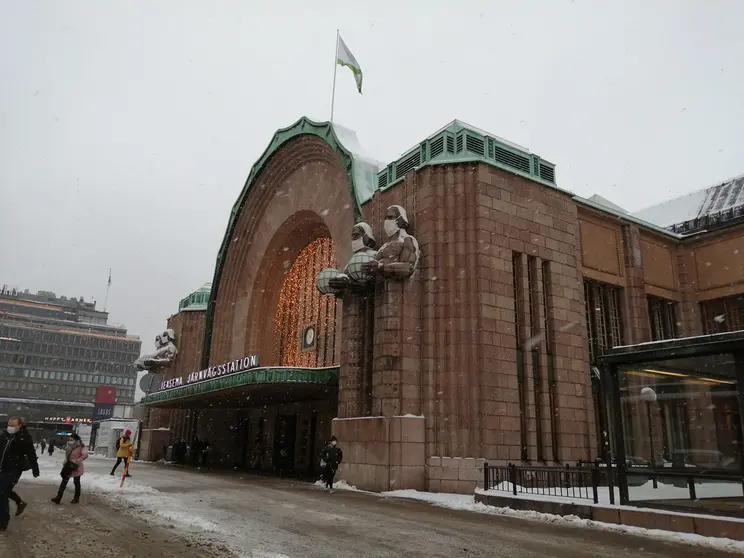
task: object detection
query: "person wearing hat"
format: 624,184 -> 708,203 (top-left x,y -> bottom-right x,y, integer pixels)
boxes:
110,429 -> 133,477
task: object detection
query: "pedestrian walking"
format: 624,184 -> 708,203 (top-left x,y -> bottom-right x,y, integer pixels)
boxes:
110,429 -> 133,477
47,439 -> 55,456
319,436 -> 343,493
7,418 -> 36,517
199,441 -> 212,468
39,439 -> 46,454
51,433 -> 88,505
0,417 -> 40,532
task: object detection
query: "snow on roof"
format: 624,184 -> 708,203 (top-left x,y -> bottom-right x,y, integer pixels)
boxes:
331,122 -> 385,205
586,194 -> 628,214
632,173 -> 744,228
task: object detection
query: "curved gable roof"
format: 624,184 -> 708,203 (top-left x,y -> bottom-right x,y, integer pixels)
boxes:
202,117 -> 380,368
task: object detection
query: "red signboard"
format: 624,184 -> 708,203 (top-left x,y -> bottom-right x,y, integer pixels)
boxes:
95,385 -> 117,405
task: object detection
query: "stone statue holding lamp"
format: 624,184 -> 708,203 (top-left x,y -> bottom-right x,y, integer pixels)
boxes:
361,205 -> 420,281
316,222 -> 378,296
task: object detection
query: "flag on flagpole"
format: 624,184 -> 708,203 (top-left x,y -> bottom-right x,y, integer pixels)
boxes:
336,35 -> 363,94
107,269 -> 112,287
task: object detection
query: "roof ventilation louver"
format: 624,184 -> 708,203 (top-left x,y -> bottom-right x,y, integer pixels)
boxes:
539,163 -> 555,183
455,134 -> 464,153
446,136 -> 455,154
429,136 -> 445,159
465,134 -> 485,156
493,145 -> 531,173
378,171 -> 388,189
395,151 -> 421,179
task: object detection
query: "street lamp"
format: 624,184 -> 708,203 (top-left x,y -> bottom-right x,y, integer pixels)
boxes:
640,387 -> 657,468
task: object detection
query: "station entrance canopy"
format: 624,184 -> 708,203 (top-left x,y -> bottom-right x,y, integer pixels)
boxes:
142,365 -> 339,409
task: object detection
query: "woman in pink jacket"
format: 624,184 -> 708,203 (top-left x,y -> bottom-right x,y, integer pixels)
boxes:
51,433 -> 88,505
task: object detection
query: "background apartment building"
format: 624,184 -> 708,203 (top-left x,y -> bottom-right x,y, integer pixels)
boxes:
0,286 -> 141,440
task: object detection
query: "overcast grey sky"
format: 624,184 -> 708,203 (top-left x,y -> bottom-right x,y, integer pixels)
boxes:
2,1 -> 743,393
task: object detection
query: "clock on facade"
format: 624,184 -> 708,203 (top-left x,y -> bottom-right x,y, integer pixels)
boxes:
301,325 -> 316,351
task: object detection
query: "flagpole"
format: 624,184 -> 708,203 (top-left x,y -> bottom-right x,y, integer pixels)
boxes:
330,29 -> 339,122
104,268 -> 111,312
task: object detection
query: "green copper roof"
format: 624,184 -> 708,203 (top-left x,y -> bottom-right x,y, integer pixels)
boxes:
178,282 -> 212,312
376,119 -> 557,191
142,366 -> 339,405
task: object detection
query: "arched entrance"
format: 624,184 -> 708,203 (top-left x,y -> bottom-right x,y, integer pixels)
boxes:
273,237 -> 339,367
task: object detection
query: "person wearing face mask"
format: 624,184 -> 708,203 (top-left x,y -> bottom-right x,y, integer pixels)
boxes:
6,418 -> 35,517
328,222 -> 378,292
361,205 -> 420,280
319,436 -> 343,493
0,417 -> 40,532
51,433 -> 88,505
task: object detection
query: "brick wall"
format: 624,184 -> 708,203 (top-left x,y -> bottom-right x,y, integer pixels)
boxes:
349,163 -> 594,464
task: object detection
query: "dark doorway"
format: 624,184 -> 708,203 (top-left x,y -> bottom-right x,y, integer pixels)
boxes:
237,412 -> 251,469
273,414 -> 297,477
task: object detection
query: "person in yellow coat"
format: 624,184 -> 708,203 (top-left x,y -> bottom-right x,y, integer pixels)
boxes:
110,429 -> 133,478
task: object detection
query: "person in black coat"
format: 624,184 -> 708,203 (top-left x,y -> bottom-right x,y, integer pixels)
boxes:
319,436 -> 343,493
0,417 -> 40,531
7,420 -> 35,517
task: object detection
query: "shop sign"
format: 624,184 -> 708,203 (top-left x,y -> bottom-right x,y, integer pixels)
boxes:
93,404 -> 114,421
158,355 -> 259,392
44,416 -> 92,424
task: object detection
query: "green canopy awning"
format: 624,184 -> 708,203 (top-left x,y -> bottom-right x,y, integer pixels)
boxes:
142,366 -> 339,407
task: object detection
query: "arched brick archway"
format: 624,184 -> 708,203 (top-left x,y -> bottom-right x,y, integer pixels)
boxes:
208,134 -> 355,367
245,210 -> 339,366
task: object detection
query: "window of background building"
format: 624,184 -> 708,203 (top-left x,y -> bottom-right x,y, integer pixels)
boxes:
583,278 -> 625,459
700,294 -> 744,334
584,279 -> 625,362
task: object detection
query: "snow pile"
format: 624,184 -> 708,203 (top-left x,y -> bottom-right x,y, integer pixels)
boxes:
37,460 -> 221,534
313,479 -> 361,491
382,490 -> 744,554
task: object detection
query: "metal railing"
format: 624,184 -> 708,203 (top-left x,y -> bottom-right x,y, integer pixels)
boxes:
624,467 -> 744,502
483,462 -> 601,504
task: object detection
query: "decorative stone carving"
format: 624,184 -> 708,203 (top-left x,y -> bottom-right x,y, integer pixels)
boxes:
315,222 -> 378,296
361,205 -> 420,281
134,329 -> 178,371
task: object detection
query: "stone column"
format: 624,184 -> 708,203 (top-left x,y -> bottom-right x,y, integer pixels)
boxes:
339,294 -> 364,418
372,275 -> 422,417
677,246 -> 703,337
622,224 -> 651,343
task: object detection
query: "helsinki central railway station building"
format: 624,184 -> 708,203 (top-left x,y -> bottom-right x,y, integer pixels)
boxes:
142,117 -> 744,493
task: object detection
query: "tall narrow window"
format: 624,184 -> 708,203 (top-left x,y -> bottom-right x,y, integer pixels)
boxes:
647,296 -> 679,341
512,252 -> 528,461
584,278 -> 625,459
542,261 -> 559,462
527,256 -> 543,461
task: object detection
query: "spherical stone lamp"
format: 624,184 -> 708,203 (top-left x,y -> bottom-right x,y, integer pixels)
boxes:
640,386 -> 657,403
346,250 -> 378,283
316,268 -> 341,295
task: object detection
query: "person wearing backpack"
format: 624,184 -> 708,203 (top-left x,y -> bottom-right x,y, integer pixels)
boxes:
110,429 -> 133,477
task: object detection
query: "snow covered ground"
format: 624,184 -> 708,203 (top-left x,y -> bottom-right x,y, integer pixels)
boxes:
317,480 -> 744,554
26,453 -> 744,557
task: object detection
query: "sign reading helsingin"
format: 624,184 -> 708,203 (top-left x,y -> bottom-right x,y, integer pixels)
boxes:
158,355 -> 259,391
